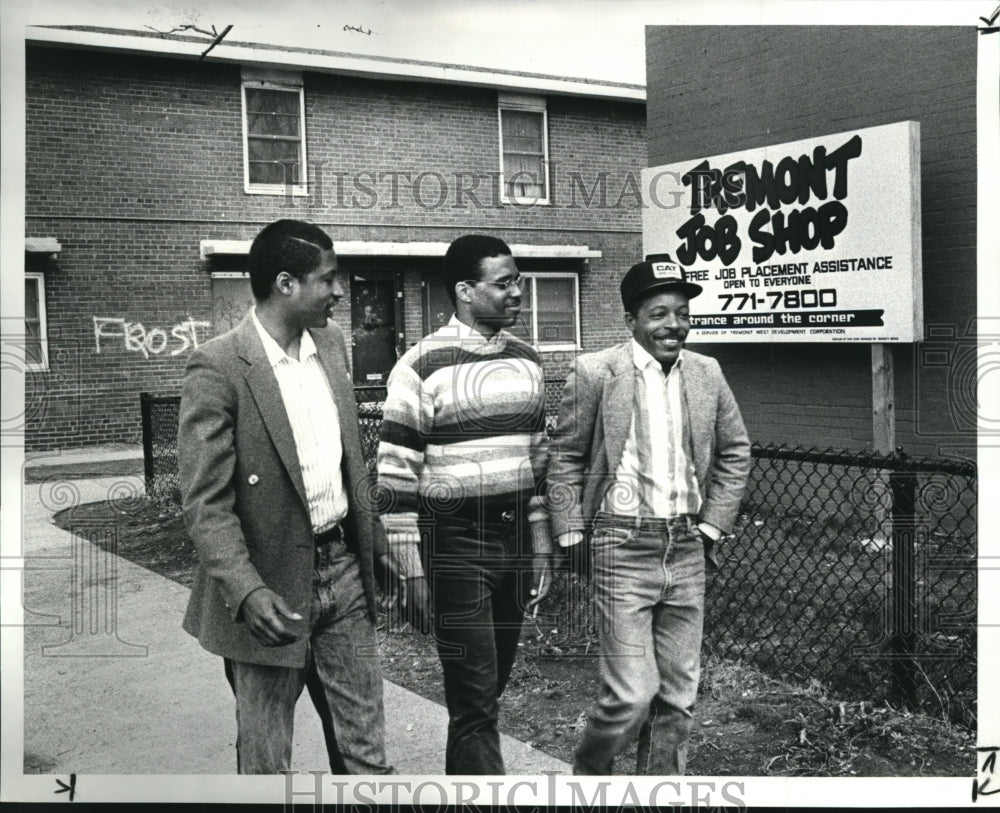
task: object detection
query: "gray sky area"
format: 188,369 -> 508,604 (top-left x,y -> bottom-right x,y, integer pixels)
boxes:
2,0 -> 983,86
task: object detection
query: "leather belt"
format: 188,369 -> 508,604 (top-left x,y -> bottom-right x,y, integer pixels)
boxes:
434,502 -> 520,524
595,512 -> 696,533
314,522 -> 344,547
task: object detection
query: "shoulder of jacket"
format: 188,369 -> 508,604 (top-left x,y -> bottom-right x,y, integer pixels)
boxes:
189,327 -> 237,362
575,342 -> 628,371
681,348 -> 721,371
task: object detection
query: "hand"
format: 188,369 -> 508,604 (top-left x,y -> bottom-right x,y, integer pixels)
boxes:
526,554 -> 553,616
560,538 -> 590,580
558,531 -> 585,549
378,551 -> 398,582
376,553 -> 399,610
240,587 -> 303,647
402,575 -> 433,635
699,530 -> 719,574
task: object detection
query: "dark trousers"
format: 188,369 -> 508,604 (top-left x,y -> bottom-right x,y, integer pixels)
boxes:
422,508 -> 533,775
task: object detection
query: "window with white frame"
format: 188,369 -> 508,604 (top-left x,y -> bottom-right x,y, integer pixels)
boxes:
242,70 -> 307,195
507,273 -> 579,350
25,272 -> 49,370
498,93 -> 549,205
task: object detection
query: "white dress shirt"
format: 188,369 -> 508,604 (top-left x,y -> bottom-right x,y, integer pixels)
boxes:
558,341 -> 721,548
601,339 -> 701,519
252,309 -> 348,533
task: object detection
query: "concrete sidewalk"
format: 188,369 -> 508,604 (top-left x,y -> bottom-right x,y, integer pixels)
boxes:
24,443 -> 145,481
19,455 -> 569,776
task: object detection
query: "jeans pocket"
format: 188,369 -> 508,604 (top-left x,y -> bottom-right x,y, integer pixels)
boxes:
589,526 -> 633,550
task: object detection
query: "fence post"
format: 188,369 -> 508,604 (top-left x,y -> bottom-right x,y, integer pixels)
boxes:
140,392 -> 154,498
889,450 -> 918,709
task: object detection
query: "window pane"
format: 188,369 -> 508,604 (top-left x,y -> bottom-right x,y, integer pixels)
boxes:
501,109 -> 545,199
248,139 -> 301,184
502,110 -> 543,154
504,153 -> 544,199
24,279 -> 43,365
245,88 -> 301,137
534,277 -> 576,344
25,278 -> 39,317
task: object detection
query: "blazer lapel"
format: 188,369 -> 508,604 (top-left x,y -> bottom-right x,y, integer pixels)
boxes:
602,343 -> 636,474
679,351 -> 710,475
311,328 -> 363,473
238,317 -> 310,511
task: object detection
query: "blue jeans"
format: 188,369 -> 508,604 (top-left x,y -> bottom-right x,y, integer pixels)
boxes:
224,540 -> 392,775
422,509 -> 533,775
574,512 -> 706,776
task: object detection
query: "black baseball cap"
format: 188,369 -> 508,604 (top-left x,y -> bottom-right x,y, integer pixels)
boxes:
620,253 -> 702,310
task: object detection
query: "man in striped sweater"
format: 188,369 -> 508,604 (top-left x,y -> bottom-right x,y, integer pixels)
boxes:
376,234 -> 552,775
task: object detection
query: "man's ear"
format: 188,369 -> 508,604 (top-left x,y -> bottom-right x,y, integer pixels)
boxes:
274,271 -> 295,297
623,310 -> 636,332
455,281 -> 473,304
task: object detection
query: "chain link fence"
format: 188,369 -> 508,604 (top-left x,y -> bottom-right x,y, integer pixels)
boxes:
709,446 -> 976,729
140,390 -> 977,727
140,393 -> 182,504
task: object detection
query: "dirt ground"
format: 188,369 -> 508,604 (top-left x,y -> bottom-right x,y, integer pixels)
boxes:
52,497 -> 975,777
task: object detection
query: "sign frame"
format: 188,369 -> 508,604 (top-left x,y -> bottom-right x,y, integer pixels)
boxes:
641,121 -> 923,343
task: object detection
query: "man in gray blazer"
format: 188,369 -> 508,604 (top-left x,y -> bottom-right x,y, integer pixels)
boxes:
179,219 -> 392,775
548,253 -> 750,776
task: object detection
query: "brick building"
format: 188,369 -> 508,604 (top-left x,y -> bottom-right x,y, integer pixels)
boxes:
644,26 -> 979,458
24,25 -> 646,450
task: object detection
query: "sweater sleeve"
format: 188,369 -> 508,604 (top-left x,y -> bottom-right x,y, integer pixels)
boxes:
376,361 -> 431,578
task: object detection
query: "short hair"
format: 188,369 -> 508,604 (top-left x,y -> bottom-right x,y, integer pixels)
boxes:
442,234 -> 512,307
247,219 -> 334,300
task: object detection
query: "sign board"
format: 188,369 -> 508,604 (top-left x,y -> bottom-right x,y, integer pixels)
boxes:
641,121 -> 923,342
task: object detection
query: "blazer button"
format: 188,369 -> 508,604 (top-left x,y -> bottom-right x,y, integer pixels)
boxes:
248,474 -> 259,485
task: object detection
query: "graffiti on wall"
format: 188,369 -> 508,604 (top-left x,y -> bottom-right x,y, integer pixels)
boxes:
92,317 -> 212,359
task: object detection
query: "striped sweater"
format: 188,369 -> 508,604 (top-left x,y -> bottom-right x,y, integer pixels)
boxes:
376,316 -> 549,577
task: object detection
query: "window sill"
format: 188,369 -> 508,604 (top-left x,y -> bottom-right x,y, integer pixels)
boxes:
243,184 -> 308,197
500,196 -> 551,207
534,343 -> 579,353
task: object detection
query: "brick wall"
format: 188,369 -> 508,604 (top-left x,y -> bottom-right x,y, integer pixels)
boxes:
645,26 -> 977,458
25,45 -> 645,449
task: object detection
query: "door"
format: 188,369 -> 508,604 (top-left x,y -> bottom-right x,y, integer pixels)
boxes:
350,273 -> 401,385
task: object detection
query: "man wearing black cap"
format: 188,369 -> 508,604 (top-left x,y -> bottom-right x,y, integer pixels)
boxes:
548,253 -> 750,775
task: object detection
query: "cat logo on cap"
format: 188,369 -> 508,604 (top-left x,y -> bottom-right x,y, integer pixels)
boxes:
651,261 -> 678,278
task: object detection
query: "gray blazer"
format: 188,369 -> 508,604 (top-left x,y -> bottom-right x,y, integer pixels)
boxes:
179,314 -> 384,667
547,343 -> 751,548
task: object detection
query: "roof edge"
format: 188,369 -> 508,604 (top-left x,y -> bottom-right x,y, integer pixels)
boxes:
26,25 -> 646,102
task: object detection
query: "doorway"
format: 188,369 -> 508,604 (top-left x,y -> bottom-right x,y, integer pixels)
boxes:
349,270 -> 403,385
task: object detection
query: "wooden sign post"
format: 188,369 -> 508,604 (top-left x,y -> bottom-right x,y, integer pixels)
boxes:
872,343 -> 895,541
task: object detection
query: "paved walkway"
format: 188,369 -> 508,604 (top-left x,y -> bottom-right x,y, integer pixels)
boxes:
19,446 -> 569,776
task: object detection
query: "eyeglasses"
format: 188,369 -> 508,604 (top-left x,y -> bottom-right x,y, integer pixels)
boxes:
462,274 -> 523,292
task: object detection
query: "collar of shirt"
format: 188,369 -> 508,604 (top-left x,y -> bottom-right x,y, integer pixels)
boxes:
445,313 -> 504,344
630,338 -> 684,375
251,308 -> 318,367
